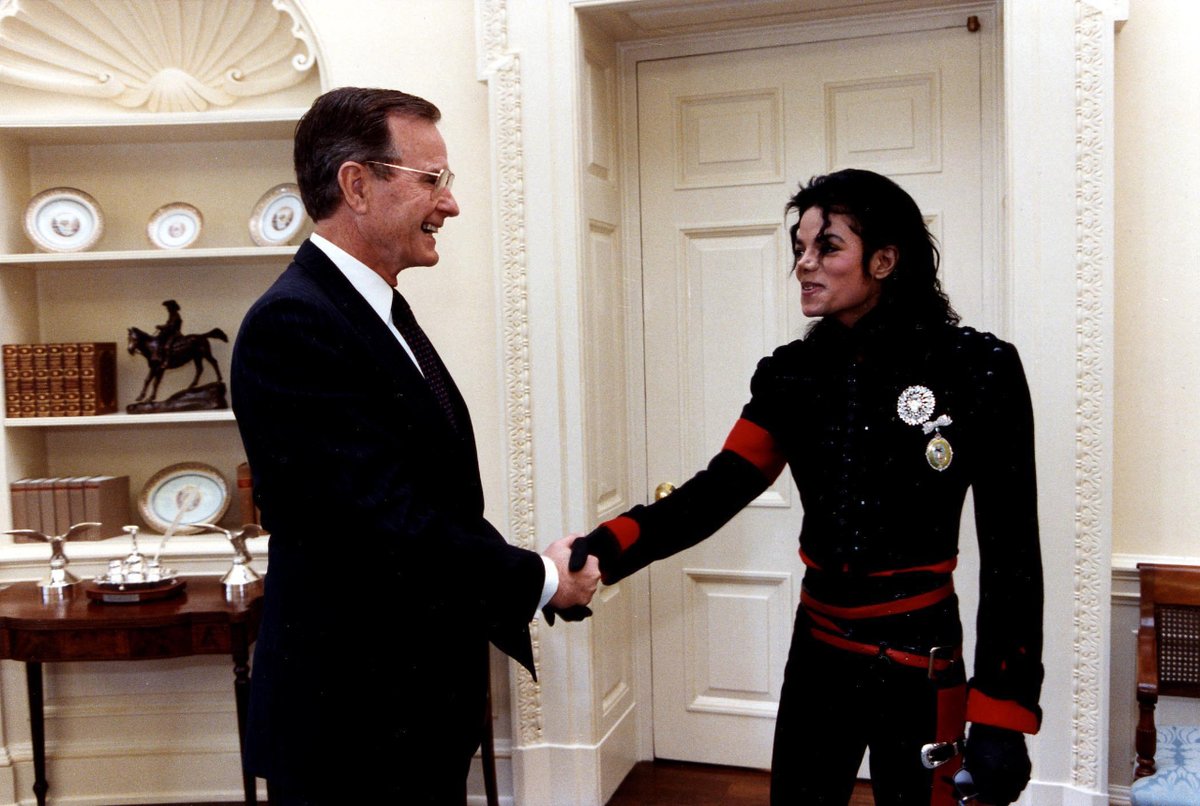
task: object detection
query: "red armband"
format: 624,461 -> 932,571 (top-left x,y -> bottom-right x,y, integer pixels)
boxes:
722,418 -> 786,481
966,689 -> 1040,734
600,515 -> 641,551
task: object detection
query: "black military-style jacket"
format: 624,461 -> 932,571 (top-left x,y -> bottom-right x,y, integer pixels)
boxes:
591,305 -> 1044,734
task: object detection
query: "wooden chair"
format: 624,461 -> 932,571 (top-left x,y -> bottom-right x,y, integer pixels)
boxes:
1130,563 -> 1200,806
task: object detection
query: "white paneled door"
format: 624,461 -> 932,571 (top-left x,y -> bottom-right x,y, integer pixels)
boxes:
637,23 -> 989,768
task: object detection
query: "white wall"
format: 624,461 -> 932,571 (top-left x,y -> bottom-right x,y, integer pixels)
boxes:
1106,8 -> 1200,799
1113,0 -> 1200,560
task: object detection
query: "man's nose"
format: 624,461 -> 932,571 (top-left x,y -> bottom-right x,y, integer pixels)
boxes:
438,189 -> 460,217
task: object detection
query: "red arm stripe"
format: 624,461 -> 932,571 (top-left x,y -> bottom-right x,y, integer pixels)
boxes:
966,688 -> 1040,734
722,418 -> 786,481
601,516 -> 641,551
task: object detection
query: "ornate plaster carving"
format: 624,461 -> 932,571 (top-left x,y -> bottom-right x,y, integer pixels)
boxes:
0,0 -> 318,112
478,0 -> 543,746
1072,0 -> 1109,793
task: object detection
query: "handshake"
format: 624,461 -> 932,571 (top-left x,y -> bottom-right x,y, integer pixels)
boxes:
541,533 -> 603,625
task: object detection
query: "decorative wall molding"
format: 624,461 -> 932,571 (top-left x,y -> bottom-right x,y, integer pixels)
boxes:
477,0 -> 543,747
0,0 -> 318,112
1072,0 -> 1110,793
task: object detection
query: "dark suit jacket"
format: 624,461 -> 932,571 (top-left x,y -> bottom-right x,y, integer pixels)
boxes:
231,240 -> 543,792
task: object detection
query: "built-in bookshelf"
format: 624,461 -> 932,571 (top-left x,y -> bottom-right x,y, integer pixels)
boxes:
0,112 -> 311,541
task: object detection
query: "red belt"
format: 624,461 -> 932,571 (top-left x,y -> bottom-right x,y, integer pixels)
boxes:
809,628 -> 961,676
800,581 -> 954,620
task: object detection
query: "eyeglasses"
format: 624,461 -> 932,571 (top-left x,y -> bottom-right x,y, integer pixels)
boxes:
366,160 -> 454,196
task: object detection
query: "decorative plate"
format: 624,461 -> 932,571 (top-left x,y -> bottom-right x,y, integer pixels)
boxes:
139,462 -> 229,535
249,183 -> 306,246
147,202 -> 203,249
23,187 -> 104,252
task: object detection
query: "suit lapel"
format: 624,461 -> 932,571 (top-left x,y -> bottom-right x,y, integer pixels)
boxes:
293,241 -> 476,444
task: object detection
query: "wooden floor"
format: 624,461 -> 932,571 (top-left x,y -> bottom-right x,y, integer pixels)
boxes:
143,761 -> 874,806
605,760 -> 875,806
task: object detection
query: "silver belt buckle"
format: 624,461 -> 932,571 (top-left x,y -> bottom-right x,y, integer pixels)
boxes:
920,737 -> 965,769
927,644 -> 954,678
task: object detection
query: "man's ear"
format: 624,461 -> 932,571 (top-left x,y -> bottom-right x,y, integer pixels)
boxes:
870,245 -> 898,280
337,161 -> 370,214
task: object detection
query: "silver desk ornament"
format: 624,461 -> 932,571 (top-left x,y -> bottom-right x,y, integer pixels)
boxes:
4,522 -> 102,602
196,522 -> 264,599
92,485 -> 199,591
83,525 -> 187,604
96,525 -> 180,585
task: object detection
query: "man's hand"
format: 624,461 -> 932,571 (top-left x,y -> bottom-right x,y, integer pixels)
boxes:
543,534 -> 601,623
565,529 -> 620,574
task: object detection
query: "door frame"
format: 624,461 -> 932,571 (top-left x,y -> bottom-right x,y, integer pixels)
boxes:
627,11 -> 1001,769
485,1 -> 1118,803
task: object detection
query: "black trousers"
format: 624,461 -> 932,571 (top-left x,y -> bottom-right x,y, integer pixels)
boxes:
770,612 -> 966,806
253,633 -> 489,805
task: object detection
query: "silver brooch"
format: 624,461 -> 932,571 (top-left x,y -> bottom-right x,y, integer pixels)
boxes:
896,385 -> 953,472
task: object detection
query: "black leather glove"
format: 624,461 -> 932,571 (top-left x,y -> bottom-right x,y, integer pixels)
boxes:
567,528 -> 620,574
542,604 -> 592,625
961,723 -> 1031,805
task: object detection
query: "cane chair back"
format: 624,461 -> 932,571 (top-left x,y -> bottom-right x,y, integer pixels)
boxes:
1130,563 -> 1200,806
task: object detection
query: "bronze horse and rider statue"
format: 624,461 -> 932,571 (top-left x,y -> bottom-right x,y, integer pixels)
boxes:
126,300 -> 229,412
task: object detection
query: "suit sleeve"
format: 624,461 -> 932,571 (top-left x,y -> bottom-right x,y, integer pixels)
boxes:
232,291 -> 545,637
966,340 -> 1044,734
587,357 -> 787,583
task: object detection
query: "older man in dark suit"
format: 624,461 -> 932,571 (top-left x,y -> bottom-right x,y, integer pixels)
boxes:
231,87 -> 599,804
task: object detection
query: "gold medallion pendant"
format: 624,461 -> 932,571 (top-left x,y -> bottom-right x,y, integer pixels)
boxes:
897,385 -> 954,472
925,433 -> 953,472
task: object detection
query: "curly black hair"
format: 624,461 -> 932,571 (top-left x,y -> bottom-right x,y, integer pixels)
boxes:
786,169 -> 959,326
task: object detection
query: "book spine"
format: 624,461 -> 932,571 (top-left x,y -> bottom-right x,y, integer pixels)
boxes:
9,478 -> 31,531
81,475 -> 130,540
2,344 -> 19,419
81,476 -> 105,540
19,478 -> 45,536
52,477 -> 71,534
36,478 -> 57,537
237,462 -> 260,525
31,343 -> 50,417
47,343 -> 66,417
61,342 -> 81,416
66,476 -> 89,528
16,344 -> 35,417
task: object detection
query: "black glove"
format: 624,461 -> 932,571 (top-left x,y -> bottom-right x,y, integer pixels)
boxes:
567,528 -> 620,574
961,723 -> 1031,805
542,604 -> 592,625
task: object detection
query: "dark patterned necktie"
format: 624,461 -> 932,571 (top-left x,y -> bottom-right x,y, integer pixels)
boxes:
391,290 -> 460,432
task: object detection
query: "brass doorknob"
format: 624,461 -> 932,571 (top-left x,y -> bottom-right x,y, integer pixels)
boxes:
654,482 -> 676,501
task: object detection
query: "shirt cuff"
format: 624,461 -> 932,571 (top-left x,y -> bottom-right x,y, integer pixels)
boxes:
537,555 -> 559,614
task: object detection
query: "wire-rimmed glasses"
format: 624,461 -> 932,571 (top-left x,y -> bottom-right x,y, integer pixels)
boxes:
366,160 -> 454,196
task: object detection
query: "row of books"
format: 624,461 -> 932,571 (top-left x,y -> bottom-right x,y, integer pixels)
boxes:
8,475 -> 130,542
2,342 -> 119,419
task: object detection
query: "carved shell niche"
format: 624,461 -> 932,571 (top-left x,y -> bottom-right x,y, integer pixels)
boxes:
0,0 -> 319,113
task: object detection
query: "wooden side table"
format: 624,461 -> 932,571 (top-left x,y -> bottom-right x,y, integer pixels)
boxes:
0,577 -> 263,806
